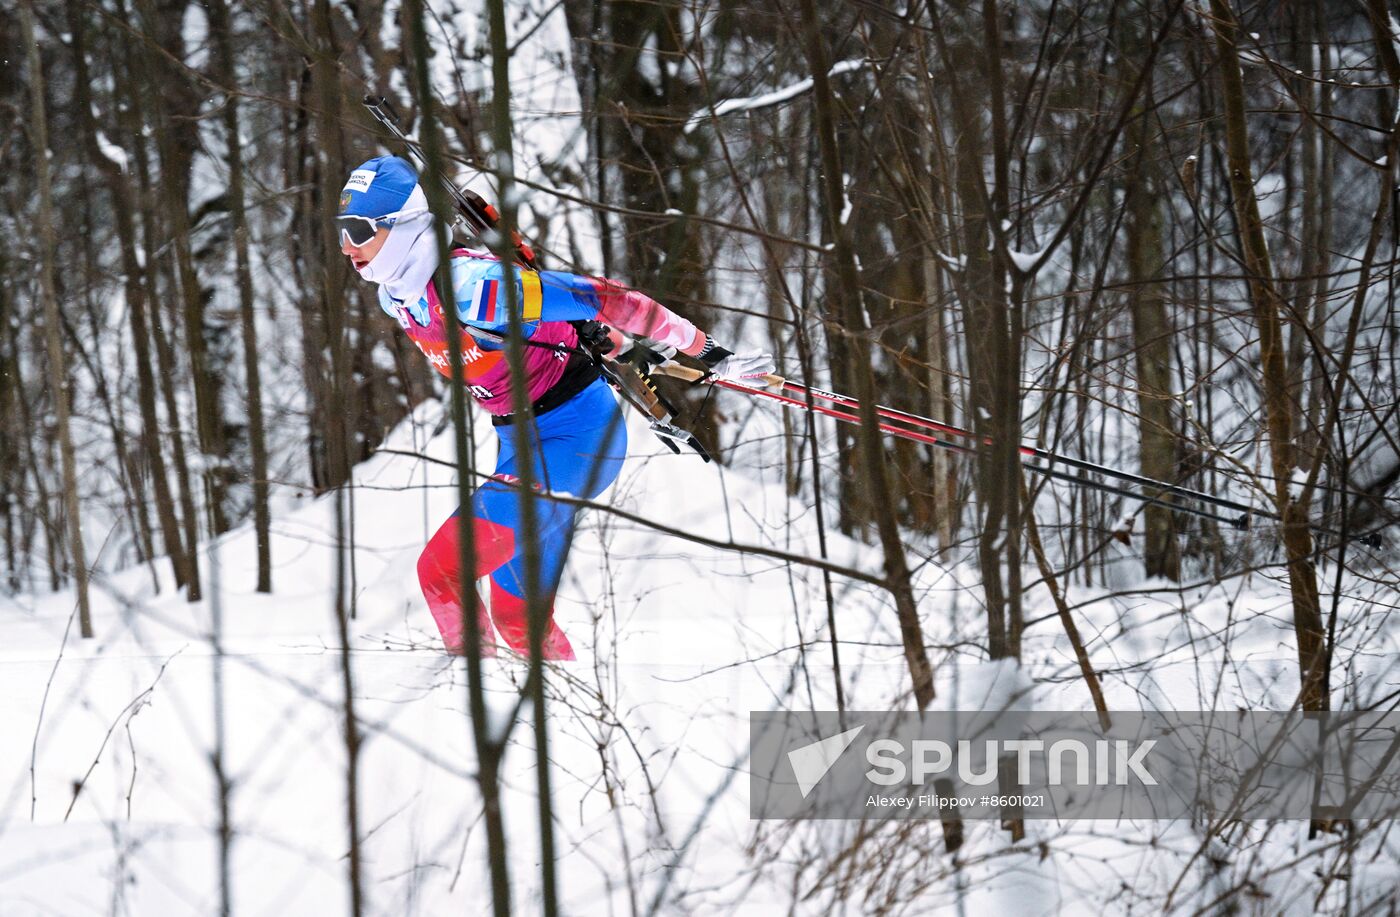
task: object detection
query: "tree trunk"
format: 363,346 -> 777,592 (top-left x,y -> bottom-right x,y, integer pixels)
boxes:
924,259 -> 959,557
121,13 -> 204,601
137,0 -> 232,537
308,0 -> 363,911
21,0 -> 93,637
1124,84 -> 1181,581
64,0 -> 191,593
208,0 -> 273,593
482,0 -> 562,906
1211,0 -> 1326,711
933,0 -> 1018,659
798,0 -> 935,710
0,278 -> 21,592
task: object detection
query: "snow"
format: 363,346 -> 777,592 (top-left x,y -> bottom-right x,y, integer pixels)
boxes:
181,1 -> 209,71
0,402 -> 877,913
684,58 -> 868,133
94,131 -> 129,172
1009,246 -> 1049,273
1256,171 -> 1286,223
635,31 -> 662,88
2,396 -> 1398,913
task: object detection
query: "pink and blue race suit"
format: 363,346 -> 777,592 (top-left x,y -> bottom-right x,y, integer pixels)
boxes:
386,250 -> 703,659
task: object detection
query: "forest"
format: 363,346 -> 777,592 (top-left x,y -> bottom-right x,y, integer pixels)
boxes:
2,0 -> 1399,913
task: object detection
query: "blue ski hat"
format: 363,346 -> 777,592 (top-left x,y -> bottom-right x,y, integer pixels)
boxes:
339,156 -> 420,219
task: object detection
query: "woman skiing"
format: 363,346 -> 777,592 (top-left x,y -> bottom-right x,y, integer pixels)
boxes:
338,156 -> 771,660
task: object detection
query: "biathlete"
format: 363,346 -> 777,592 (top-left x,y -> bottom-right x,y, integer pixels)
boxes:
337,156 -> 771,660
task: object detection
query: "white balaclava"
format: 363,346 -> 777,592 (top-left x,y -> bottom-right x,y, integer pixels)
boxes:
357,183 -> 441,303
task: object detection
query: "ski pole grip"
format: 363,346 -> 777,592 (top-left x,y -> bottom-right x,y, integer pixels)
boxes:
650,363 -> 784,387
651,364 -> 704,382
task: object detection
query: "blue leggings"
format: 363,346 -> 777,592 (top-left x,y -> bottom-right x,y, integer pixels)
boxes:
469,377 -> 627,598
417,377 -> 627,656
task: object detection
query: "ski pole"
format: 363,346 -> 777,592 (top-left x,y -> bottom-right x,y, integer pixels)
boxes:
779,378 -> 1263,520
691,374 -> 1257,528
663,368 -> 1253,530
651,364 -> 1382,547
720,370 -> 1285,521
774,378 -> 1382,546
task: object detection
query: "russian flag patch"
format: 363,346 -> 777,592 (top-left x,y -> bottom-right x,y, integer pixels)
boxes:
467,271 -> 544,324
469,279 -> 500,323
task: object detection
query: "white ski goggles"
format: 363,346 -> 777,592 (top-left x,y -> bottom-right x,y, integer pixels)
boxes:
336,207 -> 429,247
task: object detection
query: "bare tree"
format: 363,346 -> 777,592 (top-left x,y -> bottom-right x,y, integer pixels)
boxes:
208,0 -> 273,593
1210,0 -> 1328,712
20,0 -> 92,637
797,0 -> 935,709
63,0 -> 193,595
404,1 -> 518,912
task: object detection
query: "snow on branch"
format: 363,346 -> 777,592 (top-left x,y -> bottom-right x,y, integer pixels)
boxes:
684,58 -> 870,134
1008,245 -> 1050,273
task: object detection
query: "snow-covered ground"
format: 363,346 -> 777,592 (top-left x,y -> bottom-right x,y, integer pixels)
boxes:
2,400 -> 1396,915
